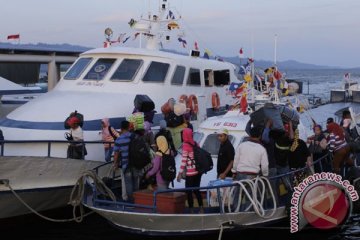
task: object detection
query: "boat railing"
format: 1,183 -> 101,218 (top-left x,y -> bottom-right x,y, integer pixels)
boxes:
85,154 -> 330,215
0,139 -> 116,158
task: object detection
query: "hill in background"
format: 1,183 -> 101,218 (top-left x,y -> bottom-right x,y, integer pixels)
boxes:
0,42 -> 355,70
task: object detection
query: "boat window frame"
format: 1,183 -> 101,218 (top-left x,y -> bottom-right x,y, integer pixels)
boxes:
171,65 -> 186,85
204,69 -> 214,87
214,69 -> 231,86
63,57 -> 93,80
187,68 -> 201,86
83,58 -> 117,81
142,61 -> 170,83
110,58 -> 144,82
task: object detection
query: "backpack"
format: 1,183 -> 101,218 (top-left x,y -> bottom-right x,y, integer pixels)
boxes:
165,111 -> 184,128
64,111 -> 84,129
160,151 -> 176,182
128,134 -> 151,170
188,142 -> 213,174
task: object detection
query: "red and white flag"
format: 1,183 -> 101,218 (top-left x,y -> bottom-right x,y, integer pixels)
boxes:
239,48 -> 244,58
194,41 -> 199,51
7,34 -> 20,40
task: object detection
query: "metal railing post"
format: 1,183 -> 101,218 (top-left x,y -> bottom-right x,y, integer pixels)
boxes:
47,142 -> 51,157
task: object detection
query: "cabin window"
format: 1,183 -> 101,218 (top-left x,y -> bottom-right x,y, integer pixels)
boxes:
64,58 -> 92,80
171,65 -> 186,85
202,134 -> 234,155
214,70 -> 230,86
142,61 -> 170,82
187,68 -> 201,86
83,58 -> 116,80
204,70 -> 214,87
111,59 -> 143,81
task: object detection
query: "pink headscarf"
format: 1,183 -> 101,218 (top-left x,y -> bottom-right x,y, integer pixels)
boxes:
101,118 -> 111,140
182,128 -> 195,152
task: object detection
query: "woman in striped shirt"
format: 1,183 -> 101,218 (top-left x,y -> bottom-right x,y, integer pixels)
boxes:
177,128 -> 203,213
326,122 -> 352,175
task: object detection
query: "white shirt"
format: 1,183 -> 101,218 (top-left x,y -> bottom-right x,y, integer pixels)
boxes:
70,126 -> 83,141
232,140 -> 269,176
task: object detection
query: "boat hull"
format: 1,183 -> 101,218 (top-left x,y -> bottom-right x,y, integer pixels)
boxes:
0,156 -> 107,219
86,205 -> 287,235
0,186 -> 72,219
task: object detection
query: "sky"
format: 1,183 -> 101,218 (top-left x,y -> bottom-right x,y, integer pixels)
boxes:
1,0 -> 359,68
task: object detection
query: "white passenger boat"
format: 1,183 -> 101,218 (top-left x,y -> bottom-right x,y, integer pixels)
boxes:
0,0 -> 243,219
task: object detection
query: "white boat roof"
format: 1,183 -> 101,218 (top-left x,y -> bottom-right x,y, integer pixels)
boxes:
199,111 -> 251,133
82,46 -> 236,70
0,76 -> 40,95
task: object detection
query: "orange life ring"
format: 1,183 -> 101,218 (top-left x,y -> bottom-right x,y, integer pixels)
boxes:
211,92 -> 220,110
187,94 -> 199,114
179,94 -> 188,104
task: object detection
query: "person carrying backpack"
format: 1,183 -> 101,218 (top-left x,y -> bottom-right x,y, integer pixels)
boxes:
145,135 -> 175,190
101,118 -> 120,162
113,120 -> 133,201
176,128 -> 204,214
155,120 -> 177,156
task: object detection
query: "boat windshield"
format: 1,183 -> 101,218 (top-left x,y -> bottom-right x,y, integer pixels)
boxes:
111,59 -> 143,81
142,61 -> 169,82
202,133 -> 234,155
63,58 -> 92,80
171,65 -> 186,85
84,58 -> 116,80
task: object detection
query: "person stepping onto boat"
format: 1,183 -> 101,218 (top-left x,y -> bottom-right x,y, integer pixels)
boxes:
145,136 -> 171,190
101,118 -> 120,162
176,128 -> 204,214
231,126 -> 269,212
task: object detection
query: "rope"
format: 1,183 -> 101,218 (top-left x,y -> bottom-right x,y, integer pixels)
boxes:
223,176 -> 277,218
2,169 -> 116,223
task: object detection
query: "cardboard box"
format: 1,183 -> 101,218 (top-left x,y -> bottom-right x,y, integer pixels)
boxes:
133,189 -> 186,214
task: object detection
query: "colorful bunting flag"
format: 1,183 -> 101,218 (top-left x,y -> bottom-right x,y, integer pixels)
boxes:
133,32 -> 140,40
203,49 -> 211,59
178,37 -> 187,48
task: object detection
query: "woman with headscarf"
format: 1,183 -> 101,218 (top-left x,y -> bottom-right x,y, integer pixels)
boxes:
307,124 -> 328,172
67,116 -> 86,159
101,118 -> 120,162
145,136 -> 171,190
327,122 -> 352,175
176,128 -> 204,213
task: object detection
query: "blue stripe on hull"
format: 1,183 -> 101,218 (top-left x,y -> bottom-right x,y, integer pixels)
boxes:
0,113 -> 164,131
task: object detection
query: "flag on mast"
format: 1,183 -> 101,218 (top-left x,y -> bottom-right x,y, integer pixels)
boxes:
194,41 -> 199,50
239,48 -> 244,58
7,34 -> 20,40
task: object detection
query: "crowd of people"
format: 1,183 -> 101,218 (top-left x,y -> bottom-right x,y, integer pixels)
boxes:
63,105 -> 359,213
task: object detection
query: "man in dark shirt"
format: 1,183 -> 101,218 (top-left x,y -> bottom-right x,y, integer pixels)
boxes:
216,128 -> 235,179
